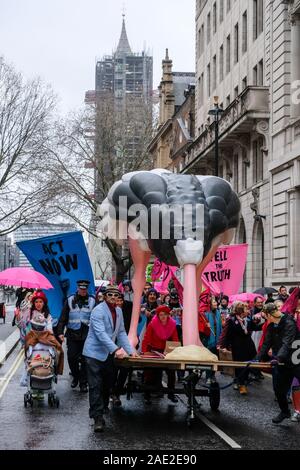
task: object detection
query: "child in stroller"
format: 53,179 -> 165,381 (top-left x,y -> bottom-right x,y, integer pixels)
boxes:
24,312 -> 64,407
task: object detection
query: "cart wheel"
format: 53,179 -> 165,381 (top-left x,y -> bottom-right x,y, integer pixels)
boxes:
209,382 -> 220,411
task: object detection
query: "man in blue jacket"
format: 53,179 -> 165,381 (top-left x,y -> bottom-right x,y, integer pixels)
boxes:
83,285 -> 137,432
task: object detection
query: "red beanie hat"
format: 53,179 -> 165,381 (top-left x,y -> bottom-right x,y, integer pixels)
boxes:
156,305 -> 171,315
32,291 -> 48,304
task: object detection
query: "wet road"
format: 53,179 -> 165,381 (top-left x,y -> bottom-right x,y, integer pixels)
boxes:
1,345 -> 300,451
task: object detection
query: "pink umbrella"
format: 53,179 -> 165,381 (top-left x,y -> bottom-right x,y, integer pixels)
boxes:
229,292 -> 264,305
0,267 -> 53,290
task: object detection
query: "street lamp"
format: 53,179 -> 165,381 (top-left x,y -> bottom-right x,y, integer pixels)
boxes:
208,96 -> 224,177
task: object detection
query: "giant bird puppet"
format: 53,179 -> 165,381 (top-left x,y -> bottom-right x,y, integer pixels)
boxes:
100,170 -> 241,348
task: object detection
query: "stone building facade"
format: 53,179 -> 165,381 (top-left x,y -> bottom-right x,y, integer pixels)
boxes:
149,50 -> 195,172
182,0 -> 300,291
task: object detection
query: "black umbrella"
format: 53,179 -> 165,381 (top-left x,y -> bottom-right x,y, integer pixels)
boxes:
253,287 -> 278,296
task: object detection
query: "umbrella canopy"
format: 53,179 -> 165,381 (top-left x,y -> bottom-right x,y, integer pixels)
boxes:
229,292 -> 264,305
253,287 -> 278,296
0,267 -> 53,290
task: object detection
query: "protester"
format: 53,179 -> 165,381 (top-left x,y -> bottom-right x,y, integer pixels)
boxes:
141,282 -> 153,304
257,303 -> 300,423
122,280 -> 134,302
294,298 -> 300,332
160,292 -> 171,306
13,288 -> 34,327
16,290 -> 52,346
141,288 -> 160,325
218,301 -> 262,395
203,298 -> 222,384
95,286 -> 106,305
112,293 -> 134,405
250,297 -> 265,378
258,300 -> 283,353
19,291 -> 54,386
24,311 -> 64,397
169,292 -> 182,341
142,305 -> 179,403
219,295 -> 231,326
291,378 -> 300,422
83,285 -> 136,432
277,285 -> 289,303
265,293 -> 276,304
57,280 -> 95,393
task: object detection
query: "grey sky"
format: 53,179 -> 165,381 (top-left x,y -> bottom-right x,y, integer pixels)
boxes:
0,0 -> 195,114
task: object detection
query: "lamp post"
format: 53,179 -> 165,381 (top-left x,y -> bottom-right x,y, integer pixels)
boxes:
208,96 -> 224,177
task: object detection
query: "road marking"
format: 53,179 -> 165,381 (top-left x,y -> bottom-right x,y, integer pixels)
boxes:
162,380 -> 241,450
0,349 -> 24,399
195,412 -> 241,449
0,329 -> 19,364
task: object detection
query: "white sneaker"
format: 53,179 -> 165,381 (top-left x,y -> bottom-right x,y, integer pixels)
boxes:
291,411 -> 300,422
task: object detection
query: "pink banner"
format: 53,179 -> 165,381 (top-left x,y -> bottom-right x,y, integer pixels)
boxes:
281,287 -> 300,315
152,259 -> 179,294
202,244 -> 248,296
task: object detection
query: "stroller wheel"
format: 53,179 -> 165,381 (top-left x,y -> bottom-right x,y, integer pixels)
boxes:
55,397 -> 60,408
24,395 -> 27,408
48,394 -> 53,407
29,398 -> 34,407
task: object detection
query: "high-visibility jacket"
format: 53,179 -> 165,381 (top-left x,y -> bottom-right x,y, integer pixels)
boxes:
67,295 -> 95,331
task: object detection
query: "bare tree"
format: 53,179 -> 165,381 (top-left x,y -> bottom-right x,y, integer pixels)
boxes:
44,92 -> 156,281
0,58 -> 57,236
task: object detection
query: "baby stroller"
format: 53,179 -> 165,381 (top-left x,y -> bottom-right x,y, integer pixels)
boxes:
23,314 -> 60,408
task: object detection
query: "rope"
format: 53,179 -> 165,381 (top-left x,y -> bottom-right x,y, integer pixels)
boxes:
193,362 -> 253,390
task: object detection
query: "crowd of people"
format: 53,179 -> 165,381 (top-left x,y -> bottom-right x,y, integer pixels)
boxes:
11,279 -> 300,431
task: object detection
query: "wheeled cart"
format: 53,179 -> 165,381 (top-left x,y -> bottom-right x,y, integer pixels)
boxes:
116,357 -> 272,427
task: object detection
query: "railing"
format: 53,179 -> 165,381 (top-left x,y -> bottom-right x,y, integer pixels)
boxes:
186,86 -> 269,165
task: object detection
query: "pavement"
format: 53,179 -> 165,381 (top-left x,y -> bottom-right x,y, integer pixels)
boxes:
1,349 -> 300,450
0,305 -> 19,365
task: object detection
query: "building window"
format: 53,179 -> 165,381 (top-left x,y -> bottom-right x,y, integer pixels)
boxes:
234,154 -> 239,192
258,59 -> 264,85
234,23 -> 239,63
226,35 -> 231,75
213,2 -> 217,33
220,0 -> 224,23
242,10 -> 248,53
226,94 -> 231,108
253,137 -> 264,183
212,55 -> 217,91
220,45 -> 224,81
200,24 -> 205,55
242,76 -> 247,89
234,86 -> 239,98
242,149 -> 248,190
227,0 -> 231,13
207,12 -> 211,43
198,24 -> 205,57
207,63 -> 211,96
253,0 -> 264,41
253,65 -> 258,85
198,73 -> 204,106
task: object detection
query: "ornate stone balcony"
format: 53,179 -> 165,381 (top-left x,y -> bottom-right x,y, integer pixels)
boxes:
183,86 -> 270,174
291,0 -> 300,14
